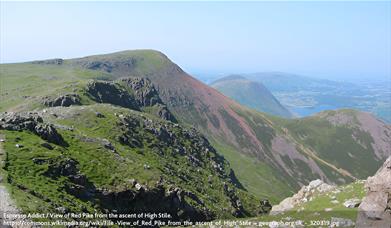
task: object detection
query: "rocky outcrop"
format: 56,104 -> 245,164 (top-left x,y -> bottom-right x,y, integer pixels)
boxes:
258,199 -> 272,215
0,112 -> 66,146
42,93 -> 81,107
156,104 -> 177,122
343,198 -> 361,208
31,58 -> 64,65
97,185 -> 213,222
356,156 -> 391,228
118,77 -> 161,107
223,182 -> 247,217
76,58 -> 136,73
117,113 -> 235,180
86,79 -> 177,122
270,179 -> 335,215
41,156 -> 213,222
86,81 -> 139,110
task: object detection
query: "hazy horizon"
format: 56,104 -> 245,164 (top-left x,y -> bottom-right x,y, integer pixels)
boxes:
1,1 -> 390,82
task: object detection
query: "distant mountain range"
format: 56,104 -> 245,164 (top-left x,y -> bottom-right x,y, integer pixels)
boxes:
1,50 -> 390,222
210,75 -> 292,118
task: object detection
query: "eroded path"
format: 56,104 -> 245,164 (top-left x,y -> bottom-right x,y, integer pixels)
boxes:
0,133 -> 23,227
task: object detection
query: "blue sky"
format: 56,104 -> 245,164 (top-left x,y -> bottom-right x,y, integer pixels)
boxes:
1,1 -> 390,81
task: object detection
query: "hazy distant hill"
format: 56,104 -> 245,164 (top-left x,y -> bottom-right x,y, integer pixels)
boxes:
243,72 -> 391,123
210,75 -> 292,118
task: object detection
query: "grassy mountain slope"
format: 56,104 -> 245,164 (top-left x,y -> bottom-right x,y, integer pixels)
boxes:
1,50 -> 390,206
1,103 -> 260,221
210,75 -> 292,118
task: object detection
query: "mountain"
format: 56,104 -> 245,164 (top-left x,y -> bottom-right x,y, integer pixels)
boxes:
210,75 -> 292,118
242,72 -> 391,123
1,50 -> 390,220
0,78 -> 259,221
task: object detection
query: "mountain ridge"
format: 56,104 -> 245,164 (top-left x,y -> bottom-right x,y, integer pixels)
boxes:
1,49 -> 390,205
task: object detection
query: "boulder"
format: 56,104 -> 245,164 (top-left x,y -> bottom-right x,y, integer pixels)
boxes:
42,93 -> 81,107
95,112 -> 105,118
356,156 -> 391,228
135,183 -> 144,191
44,158 -> 78,178
35,124 -> 66,145
343,198 -> 361,208
41,142 -> 54,150
270,179 -> 335,215
259,199 -> 272,215
15,144 -> 23,148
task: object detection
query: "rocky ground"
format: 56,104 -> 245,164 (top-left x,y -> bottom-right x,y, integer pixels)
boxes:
246,157 -> 390,227
270,179 -> 336,215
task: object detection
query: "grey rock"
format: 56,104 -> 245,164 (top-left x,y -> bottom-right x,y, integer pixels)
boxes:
356,156 -> 391,228
119,77 -> 161,107
331,200 -> 339,204
259,199 -> 272,215
270,179 -> 335,215
32,58 -> 63,65
135,183 -> 144,191
0,112 -> 66,146
15,144 -> 23,148
343,198 -> 361,208
95,112 -> 105,118
34,124 -> 66,145
86,81 -> 139,110
56,207 -> 67,214
41,142 -> 53,150
102,139 -> 115,151
42,93 -> 81,107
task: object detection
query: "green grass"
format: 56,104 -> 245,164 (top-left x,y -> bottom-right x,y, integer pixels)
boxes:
1,104 -> 259,220
244,181 -> 365,227
276,116 -> 382,180
0,50 -> 386,225
210,139 -> 293,204
0,63 -> 107,111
